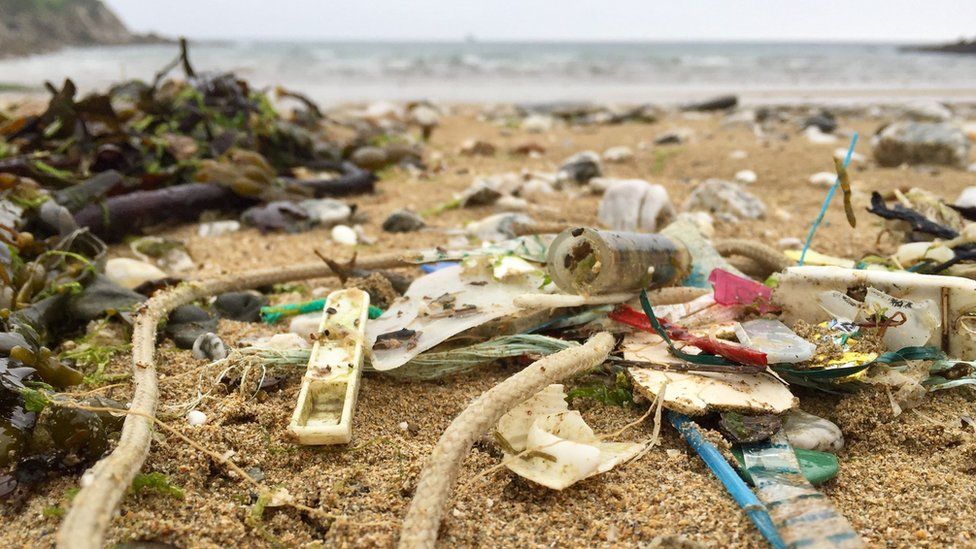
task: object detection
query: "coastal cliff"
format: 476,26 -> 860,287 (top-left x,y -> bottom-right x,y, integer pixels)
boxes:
0,0 -> 162,57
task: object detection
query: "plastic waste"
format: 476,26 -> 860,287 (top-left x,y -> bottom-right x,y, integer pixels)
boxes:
366,262 -> 549,371
495,384 -> 645,490
629,366 -> 796,415
741,433 -> 863,548
734,319 -> 816,364
288,289 -> 370,445
774,266 -> 976,359
709,269 -> 777,313
731,446 -> 839,486
546,227 -> 690,295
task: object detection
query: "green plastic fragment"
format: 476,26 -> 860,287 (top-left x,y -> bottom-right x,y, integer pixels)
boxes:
368,305 -> 383,319
731,446 -> 839,486
260,298 -> 327,324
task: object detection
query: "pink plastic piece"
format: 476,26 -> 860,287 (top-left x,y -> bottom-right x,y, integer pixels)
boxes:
708,269 -> 778,314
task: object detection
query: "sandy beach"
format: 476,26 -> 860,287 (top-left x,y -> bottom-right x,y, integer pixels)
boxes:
3,101 -> 975,547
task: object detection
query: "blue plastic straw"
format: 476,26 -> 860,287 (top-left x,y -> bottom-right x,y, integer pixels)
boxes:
798,133 -> 859,266
669,411 -> 787,549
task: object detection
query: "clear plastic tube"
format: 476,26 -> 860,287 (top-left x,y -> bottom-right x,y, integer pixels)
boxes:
546,227 -> 690,295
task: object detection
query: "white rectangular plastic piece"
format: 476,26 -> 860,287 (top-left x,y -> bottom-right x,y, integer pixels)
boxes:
773,266 -> 976,360
288,288 -> 370,445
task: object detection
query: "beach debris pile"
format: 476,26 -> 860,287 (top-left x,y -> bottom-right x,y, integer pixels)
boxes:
0,40 -> 433,496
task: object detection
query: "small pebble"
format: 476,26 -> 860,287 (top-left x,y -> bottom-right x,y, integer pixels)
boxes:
198,220 -> 240,237
777,237 -> 802,249
808,171 -> 836,186
398,421 -> 410,432
186,410 -> 208,426
331,224 -> 358,245
734,169 -> 757,184
729,149 -> 748,159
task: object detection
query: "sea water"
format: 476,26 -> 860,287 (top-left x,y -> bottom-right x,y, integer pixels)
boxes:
2,40 -> 975,104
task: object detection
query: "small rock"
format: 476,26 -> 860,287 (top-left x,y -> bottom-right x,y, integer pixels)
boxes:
331,225 -> 358,245
398,421 -> 410,432
681,94 -> 738,112
774,208 -> 792,222
242,202 -> 312,233
777,237 -> 802,249
131,237 -> 194,274
350,146 -> 388,170
191,333 -> 227,361
556,151 -> 602,185
186,410 -> 208,426
598,180 -> 674,232
299,199 -> 352,226
734,169 -> 757,185
382,209 -> 426,232
459,178 -> 503,207
68,275 -> 145,321
803,113 -> 837,133
105,258 -> 167,290
510,142 -> 547,156
808,171 -> 836,186
721,109 -> 756,128
214,291 -> 268,322
654,129 -> 691,145
684,179 -> 765,220
719,411 -> 781,444
521,114 -> 553,133
518,178 -> 556,200
781,410 -> 844,452
729,149 -> 748,159
900,100 -> 953,122
601,146 -> 633,163
465,213 -> 533,242
494,195 -> 529,212
198,220 -> 240,237
409,104 -> 440,135
873,122 -> 971,167
969,162 -> 976,173
833,148 -> 866,163
165,305 -> 218,349
803,126 -> 838,144
459,139 -> 496,156
957,187 -> 976,208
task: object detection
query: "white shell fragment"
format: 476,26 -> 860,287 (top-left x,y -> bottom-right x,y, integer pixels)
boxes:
628,367 -> 796,416
288,289 -> 370,445
781,410 -> 844,453
495,384 -> 645,490
105,257 -> 167,290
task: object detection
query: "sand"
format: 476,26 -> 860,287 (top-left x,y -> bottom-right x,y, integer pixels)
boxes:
3,105 -> 976,548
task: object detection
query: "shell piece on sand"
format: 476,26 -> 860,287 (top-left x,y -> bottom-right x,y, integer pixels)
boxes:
495,384 -> 645,490
629,367 -> 796,416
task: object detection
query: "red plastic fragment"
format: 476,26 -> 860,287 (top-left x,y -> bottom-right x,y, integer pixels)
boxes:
609,304 -> 768,366
708,269 -> 779,314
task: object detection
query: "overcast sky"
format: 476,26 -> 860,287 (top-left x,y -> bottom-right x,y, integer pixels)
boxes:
104,0 -> 974,42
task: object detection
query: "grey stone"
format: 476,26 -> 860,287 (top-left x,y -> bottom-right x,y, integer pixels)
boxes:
681,94 -> 738,112
873,122 -> 970,167
556,151 -> 602,184
684,179 -> 765,220
192,333 -> 227,361
382,209 -> 426,232
597,179 -> 674,232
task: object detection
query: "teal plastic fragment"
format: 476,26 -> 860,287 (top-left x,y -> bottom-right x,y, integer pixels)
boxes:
368,305 -> 383,319
732,446 -> 839,486
260,297 -> 328,324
